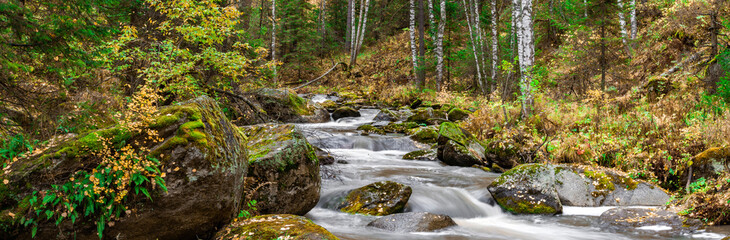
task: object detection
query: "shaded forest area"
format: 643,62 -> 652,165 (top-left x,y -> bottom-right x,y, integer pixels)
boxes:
1,0 -> 730,236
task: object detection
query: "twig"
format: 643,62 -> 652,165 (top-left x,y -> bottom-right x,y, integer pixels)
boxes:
293,62 -> 345,90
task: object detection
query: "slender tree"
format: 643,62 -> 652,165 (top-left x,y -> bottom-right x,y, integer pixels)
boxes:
272,0 -> 278,82
517,0 -> 534,118
435,0 -> 447,90
346,0 -> 353,51
491,0 -> 498,93
463,0 -> 485,93
410,0 -> 419,77
417,0 -> 427,89
630,0 -> 637,40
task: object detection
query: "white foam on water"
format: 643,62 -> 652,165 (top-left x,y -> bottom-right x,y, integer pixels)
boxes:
636,225 -> 673,231
561,206 -> 657,216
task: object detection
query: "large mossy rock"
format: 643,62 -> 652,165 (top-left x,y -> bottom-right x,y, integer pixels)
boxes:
599,208 -> 703,236
332,106 -> 361,120
446,108 -> 470,121
1,96 -> 249,239
382,122 -> 420,133
214,214 -> 339,240
408,126 -> 438,144
367,212 -> 457,232
242,124 -> 320,216
338,181 -> 412,216
436,122 -> 486,167
487,164 -> 562,214
488,164 -> 670,214
249,88 -> 330,123
403,149 -> 437,161
689,147 -> 730,181
406,108 -> 445,124
374,108 -> 398,122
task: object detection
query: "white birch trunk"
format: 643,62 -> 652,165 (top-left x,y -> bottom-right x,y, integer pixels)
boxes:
630,0 -> 637,40
271,0 -> 277,82
583,0 -> 588,18
436,0 -> 446,90
428,0 -> 436,33
518,0 -> 533,118
355,0 -> 370,54
463,0 -> 484,92
491,0 -> 498,93
618,0 -> 630,54
351,0 -> 365,64
410,0 -> 419,73
473,0 -> 487,93
350,0 -> 358,61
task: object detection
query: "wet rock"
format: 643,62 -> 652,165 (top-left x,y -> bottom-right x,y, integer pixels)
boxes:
320,100 -> 338,111
487,164 -> 671,215
689,147 -> 730,181
374,108 -> 399,122
403,149 -> 437,161
249,88 -> 330,123
332,106 -> 361,120
408,127 -> 438,144
599,208 -> 703,236
367,212 -> 457,232
406,108 -> 446,124
313,146 -> 335,165
382,122 -> 421,133
487,164 -> 563,214
436,122 -> 486,167
339,181 -> 412,216
4,96 -> 249,239
242,124 -> 321,216
357,124 -> 386,135
447,108 -> 470,121
214,214 -> 339,240
337,160 -> 349,164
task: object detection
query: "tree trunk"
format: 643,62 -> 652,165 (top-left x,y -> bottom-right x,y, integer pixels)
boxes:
491,0 -> 498,94
428,0 -> 436,34
436,0 -> 446,90
351,0 -> 365,65
600,21 -> 606,91
463,0 -> 484,92
630,0 -> 637,40
473,0 -> 487,93
410,0 -> 419,76
271,0 -> 277,82
355,0 -> 371,57
346,0 -> 353,52
418,0 -> 427,89
617,0 -> 632,55
707,8 -> 720,93
518,0 -> 533,119
584,0 -> 588,18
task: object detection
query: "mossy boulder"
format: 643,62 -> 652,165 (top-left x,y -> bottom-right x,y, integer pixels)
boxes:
320,100 -> 338,110
408,127 -> 438,144
338,181 -> 412,216
2,96 -> 249,239
403,149 -> 437,161
406,108 -> 445,124
214,214 -> 339,240
374,108 -> 399,122
447,108 -> 470,121
249,88 -> 330,123
599,208 -> 703,236
436,122 -> 486,167
487,164 -> 563,214
382,122 -> 421,133
488,164 -> 670,215
331,106 -> 361,120
357,124 -> 386,135
366,212 -> 457,232
688,147 -> 730,181
242,124 -> 320,216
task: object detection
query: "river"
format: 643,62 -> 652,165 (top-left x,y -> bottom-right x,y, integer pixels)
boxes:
295,107 -> 729,240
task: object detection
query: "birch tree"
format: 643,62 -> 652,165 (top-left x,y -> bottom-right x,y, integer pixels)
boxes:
630,0 -> 637,40
435,0 -> 446,90
346,0 -> 353,51
417,0 -> 427,88
517,0 -> 534,118
410,0 -> 419,76
491,0 -> 498,93
272,0 -> 277,82
350,0 -> 371,66
617,0 -> 631,55
462,0 -> 485,93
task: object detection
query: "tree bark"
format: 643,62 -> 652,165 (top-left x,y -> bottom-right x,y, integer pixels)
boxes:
630,0 -> 637,40
410,0 -> 419,76
417,0 -> 427,89
355,0 -> 371,58
350,0 -> 371,66
346,0 -> 353,52
473,0 -> 487,93
617,0 -> 632,55
600,21 -> 606,91
463,0 -> 484,92
271,0 -> 277,82
518,0 -> 533,119
436,0 -> 446,90
491,0 -> 498,94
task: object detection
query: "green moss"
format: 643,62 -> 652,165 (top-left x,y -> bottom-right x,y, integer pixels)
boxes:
382,122 -> 420,133
498,196 -> 557,214
410,127 -> 438,143
403,150 -> 434,160
218,214 -> 339,240
447,108 -> 470,121
288,93 -> 314,116
438,122 -> 469,146
493,163 -> 548,186
584,170 -> 616,191
357,124 -> 386,135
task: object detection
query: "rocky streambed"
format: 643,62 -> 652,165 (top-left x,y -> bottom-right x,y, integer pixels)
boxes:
2,89 -> 729,239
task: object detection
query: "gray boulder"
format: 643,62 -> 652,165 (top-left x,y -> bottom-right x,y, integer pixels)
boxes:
436,122 -> 486,167
599,208 -> 703,236
367,212 -> 457,232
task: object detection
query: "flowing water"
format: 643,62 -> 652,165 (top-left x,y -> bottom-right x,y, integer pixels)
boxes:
296,106 -> 730,240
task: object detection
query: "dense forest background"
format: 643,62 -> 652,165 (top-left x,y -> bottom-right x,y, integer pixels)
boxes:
1,0 -> 730,231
